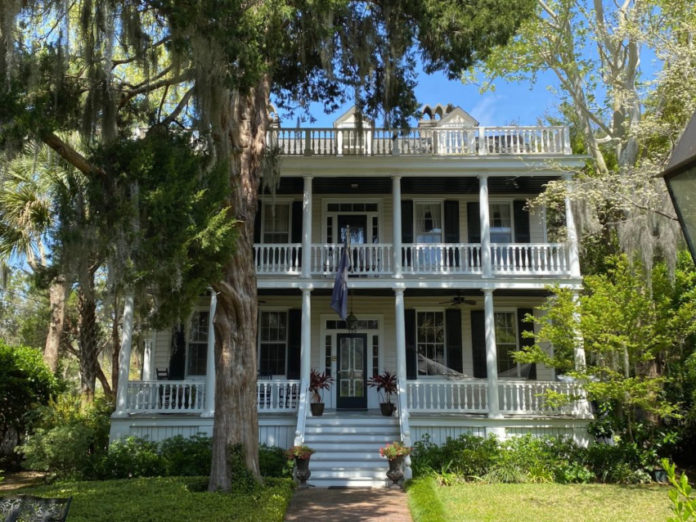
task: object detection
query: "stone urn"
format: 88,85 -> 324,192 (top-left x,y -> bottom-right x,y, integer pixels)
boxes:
294,456 -> 312,488
386,456 -> 405,487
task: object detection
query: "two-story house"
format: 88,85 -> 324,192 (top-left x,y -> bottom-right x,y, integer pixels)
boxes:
109,104 -> 592,487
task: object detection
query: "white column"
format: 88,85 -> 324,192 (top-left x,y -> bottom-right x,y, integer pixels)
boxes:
392,175 -> 403,278
484,289 -> 502,419
114,291 -> 135,417
479,175 -> 492,277
142,334 -> 153,381
394,288 -> 407,384
301,175 -> 313,278
203,291 -> 217,417
572,290 -> 586,371
564,174 -> 581,278
301,288 -> 312,385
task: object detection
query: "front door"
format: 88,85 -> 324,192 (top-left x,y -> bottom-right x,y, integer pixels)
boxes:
336,333 -> 368,409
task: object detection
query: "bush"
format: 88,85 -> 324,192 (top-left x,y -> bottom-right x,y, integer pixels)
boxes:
19,394 -> 111,478
97,437 -> 166,479
411,433 -> 500,479
159,435 -> 211,476
0,342 -> 59,469
259,444 -> 292,478
585,442 -> 652,484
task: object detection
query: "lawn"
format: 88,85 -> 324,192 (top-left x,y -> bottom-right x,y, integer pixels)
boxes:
2,476 -> 294,521
407,477 -> 673,522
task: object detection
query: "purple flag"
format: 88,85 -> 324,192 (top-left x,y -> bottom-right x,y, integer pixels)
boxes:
330,238 -> 351,319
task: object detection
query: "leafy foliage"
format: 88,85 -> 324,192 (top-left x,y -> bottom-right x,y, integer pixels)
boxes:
663,459 -> 696,521
0,341 -> 58,469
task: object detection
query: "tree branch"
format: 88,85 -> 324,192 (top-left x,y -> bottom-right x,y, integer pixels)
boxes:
155,88 -> 194,129
41,132 -> 104,177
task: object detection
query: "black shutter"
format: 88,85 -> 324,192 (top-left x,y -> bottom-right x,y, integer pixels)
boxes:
471,310 -> 487,378
405,308 -> 417,379
291,201 -> 303,268
286,309 -> 301,379
402,200 -> 413,268
444,201 -> 459,243
253,201 -> 262,244
445,309 -> 463,373
513,200 -> 530,243
467,202 -> 480,242
517,308 -> 536,380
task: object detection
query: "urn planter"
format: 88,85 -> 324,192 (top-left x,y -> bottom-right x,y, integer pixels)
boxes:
310,402 -> 325,416
380,402 -> 396,417
293,457 -> 312,488
386,456 -> 405,487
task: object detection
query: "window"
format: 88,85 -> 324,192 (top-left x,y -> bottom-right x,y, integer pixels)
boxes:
490,203 -> 512,243
263,203 -> 290,243
495,312 -> 520,377
187,311 -> 209,376
415,203 -> 443,243
259,311 -> 287,376
417,311 -> 446,376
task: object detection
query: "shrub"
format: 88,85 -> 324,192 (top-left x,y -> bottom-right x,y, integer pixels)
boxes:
159,435 -> 211,476
260,445 -> 292,477
585,442 -> 652,484
97,437 -> 166,479
19,394 -> 111,478
0,342 -> 59,469
411,433 -> 500,479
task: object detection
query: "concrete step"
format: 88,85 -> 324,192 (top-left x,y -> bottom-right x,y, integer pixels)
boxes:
309,469 -> 388,480
308,442 -> 391,452
304,434 -> 398,444
310,460 -> 387,471
311,451 -> 385,461
307,477 -> 389,488
304,425 -> 399,435
305,417 -> 398,427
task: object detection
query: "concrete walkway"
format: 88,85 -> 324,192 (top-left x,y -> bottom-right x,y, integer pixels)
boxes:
284,487 -> 412,521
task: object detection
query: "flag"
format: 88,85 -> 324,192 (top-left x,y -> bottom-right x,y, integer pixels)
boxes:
330,236 -> 351,319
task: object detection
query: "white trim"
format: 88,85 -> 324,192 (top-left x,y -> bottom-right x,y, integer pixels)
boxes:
257,308 -> 290,378
322,198 -> 383,244
183,308 -> 208,381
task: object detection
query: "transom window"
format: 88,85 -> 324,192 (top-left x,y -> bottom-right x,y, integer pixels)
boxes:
187,311 -> 208,376
417,311 -> 445,375
259,311 -> 288,376
490,203 -> 512,243
262,203 -> 290,243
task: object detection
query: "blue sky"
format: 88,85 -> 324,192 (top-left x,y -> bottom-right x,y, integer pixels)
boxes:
291,68 -> 564,128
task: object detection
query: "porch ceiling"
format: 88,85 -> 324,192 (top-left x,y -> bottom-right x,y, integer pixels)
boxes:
261,176 -> 560,195
257,289 -> 553,298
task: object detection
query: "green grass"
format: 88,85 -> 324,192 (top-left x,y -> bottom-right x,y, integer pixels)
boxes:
407,479 -> 673,522
2,476 -> 294,521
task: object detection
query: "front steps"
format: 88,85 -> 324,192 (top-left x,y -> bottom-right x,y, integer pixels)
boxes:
304,413 -> 400,488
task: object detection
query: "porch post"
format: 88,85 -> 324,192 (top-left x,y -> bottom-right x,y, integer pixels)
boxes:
114,292 -> 135,417
302,175 -> 313,278
203,290 -> 217,417
394,288 -> 407,387
564,174 -> 581,278
484,289 -> 502,419
301,288 -> 312,386
142,334 -> 153,381
479,175 -> 492,277
392,175 -> 403,277
572,290 -> 586,371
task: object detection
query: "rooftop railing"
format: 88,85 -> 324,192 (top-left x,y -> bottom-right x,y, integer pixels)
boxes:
267,126 -> 571,157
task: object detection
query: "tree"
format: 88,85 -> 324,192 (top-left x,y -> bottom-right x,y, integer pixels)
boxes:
519,255 -> 696,446
1,0 -> 535,490
467,0 -> 696,271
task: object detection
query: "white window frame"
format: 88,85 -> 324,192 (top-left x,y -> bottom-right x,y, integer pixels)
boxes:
494,309 -> 524,379
257,308 -> 289,378
185,309 -> 209,380
323,199 -> 382,244
415,308 -> 447,378
413,200 -> 444,244
259,197 -> 296,244
489,200 -> 513,244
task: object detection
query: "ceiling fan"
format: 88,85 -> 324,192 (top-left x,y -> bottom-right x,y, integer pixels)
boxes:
438,292 -> 476,306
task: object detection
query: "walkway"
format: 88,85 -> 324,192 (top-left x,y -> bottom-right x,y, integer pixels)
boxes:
284,487 -> 412,521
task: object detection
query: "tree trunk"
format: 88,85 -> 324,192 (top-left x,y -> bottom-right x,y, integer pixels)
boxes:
208,78 -> 270,492
43,275 -> 67,374
78,274 -> 99,403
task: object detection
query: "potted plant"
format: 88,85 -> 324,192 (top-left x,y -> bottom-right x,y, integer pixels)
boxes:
309,369 -> 333,416
287,445 -> 314,487
379,441 -> 411,488
368,370 -> 398,416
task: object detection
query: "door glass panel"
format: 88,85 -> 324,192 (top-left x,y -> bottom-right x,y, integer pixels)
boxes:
354,380 -> 364,396
354,339 -> 364,370
340,379 -> 351,397
340,338 -> 350,371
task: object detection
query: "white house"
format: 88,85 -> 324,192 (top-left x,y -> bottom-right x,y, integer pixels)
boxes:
110,104 -> 592,487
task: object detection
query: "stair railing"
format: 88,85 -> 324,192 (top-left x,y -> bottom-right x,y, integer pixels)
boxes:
293,380 -> 310,446
397,377 -> 413,479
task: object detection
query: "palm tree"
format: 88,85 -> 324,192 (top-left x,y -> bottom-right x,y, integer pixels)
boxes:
0,142 -> 68,373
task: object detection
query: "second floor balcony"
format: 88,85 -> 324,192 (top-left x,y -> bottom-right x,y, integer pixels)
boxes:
254,241 -> 572,278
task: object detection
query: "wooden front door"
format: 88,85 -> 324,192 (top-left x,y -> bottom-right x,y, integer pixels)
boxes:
336,333 -> 368,409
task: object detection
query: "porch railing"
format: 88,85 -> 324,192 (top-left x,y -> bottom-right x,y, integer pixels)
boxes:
126,381 -> 206,413
254,244 -> 302,274
257,379 -> 301,412
490,243 -> 569,275
401,243 -> 482,274
310,243 -> 393,275
406,380 -> 488,413
498,381 -> 589,416
268,126 -> 571,157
